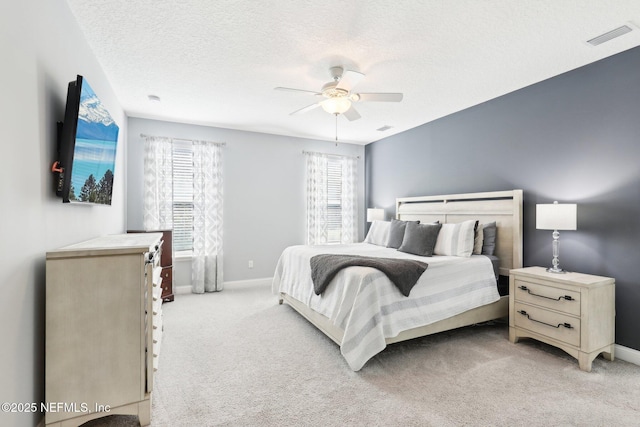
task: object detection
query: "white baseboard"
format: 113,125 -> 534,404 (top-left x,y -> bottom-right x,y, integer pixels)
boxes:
615,344 -> 640,366
225,277 -> 273,287
174,277 -> 273,295
174,285 -> 192,295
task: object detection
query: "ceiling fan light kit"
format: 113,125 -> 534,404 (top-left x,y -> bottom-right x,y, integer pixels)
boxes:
321,97 -> 352,115
276,66 -> 403,122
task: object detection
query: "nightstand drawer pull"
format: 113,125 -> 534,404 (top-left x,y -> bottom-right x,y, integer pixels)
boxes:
518,285 -> 574,301
517,310 -> 573,329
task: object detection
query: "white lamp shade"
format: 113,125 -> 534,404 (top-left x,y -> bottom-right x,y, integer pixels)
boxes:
321,97 -> 352,114
367,208 -> 385,222
536,202 -> 577,230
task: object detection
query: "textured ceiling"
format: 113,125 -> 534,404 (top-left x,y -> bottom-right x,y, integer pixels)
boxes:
65,0 -> 640,145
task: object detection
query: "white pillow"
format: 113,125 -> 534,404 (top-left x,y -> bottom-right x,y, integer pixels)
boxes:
364,220 -> 390,246
434,220 -> 477,257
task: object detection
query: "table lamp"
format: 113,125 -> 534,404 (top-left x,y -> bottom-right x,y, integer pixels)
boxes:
536,201 -> 577,273
366,208 -> 384,222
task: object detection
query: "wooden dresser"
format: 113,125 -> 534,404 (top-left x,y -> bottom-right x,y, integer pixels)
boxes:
45,233 -> 164,426
509,266 -> 615,372
128,229 -> 174,302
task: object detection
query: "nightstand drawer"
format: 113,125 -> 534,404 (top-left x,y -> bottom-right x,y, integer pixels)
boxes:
514,279 -> 580,316
513,302 -> 580,347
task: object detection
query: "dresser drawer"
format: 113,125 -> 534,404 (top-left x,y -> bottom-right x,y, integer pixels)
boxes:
161,266 -> 173,300
513,302 -> 580,347
514,279 -> 580,316
152,266 -> 162,287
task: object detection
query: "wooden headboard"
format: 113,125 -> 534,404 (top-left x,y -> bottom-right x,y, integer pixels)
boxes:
396,190 -> 523,276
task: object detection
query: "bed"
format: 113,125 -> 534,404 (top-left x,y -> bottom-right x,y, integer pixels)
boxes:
273,190 -> 523,370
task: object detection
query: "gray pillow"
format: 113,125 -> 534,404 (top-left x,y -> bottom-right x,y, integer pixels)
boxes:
386,219 -> 419,249
481,222 -> 497,256
398,222 -> 442,257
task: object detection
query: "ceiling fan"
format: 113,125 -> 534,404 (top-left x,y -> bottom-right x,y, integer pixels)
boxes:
275,66 -> 403,121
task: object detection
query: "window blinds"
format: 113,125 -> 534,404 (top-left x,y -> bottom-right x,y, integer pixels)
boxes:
172,140 -> 194,251
326,158 -> 343,244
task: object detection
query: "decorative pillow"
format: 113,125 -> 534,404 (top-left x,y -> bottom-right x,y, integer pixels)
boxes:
433,219 -> 477,257
386,219 -> 420,249
481,222 -> 497,256
473,224 -> 484,255
364,221 -> 391,246
398,222 -> 442,257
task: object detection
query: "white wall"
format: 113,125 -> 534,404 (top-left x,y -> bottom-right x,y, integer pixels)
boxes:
127,118 -> 366,284
0,2 -> 126,426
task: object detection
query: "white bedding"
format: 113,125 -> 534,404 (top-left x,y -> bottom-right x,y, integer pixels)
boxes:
272,242 -> 500,371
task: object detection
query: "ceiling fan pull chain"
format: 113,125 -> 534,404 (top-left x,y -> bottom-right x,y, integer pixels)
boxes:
335,113 -> 338,145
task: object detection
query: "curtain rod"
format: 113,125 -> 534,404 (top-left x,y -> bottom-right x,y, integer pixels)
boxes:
302,150 -> 360,159
140,133 -> 226,146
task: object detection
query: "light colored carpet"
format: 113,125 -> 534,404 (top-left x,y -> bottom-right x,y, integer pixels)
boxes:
84,281 -> 640,426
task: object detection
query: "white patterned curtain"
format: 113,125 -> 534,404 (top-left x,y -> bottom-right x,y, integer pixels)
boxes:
191,141 -> 224,293
143,136 -> 173,230
304,152 -> 358,245
305,152 -> 329,245
340,155 -> 358,244
143,136 -> 224,294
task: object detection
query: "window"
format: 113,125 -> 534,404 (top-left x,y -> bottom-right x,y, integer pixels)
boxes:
172,141 -> 194,252
326,157 -> 344,244
305,152 -> 357,245
143,136 -> 224,263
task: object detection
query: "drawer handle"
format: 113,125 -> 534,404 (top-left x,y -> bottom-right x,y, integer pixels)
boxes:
517,310 -> 573,329
518,285 -> 574,301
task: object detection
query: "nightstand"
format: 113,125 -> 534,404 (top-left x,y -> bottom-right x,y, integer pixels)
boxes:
509,266 -> 615,372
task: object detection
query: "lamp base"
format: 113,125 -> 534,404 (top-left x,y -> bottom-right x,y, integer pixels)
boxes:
547,229 -> 567,274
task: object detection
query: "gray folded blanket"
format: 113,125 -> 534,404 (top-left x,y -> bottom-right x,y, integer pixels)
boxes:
310,254 -> 428,297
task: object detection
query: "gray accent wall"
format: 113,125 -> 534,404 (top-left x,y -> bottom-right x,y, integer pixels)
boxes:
365,46 -> 640,352
1,2 -> 127,426
127,118 -> 365,284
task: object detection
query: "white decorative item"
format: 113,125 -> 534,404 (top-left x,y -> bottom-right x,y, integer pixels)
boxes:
536,201 -> 577,273
364,220 -> 390,246
366,208 -> 384,222
433,220 -> 477,257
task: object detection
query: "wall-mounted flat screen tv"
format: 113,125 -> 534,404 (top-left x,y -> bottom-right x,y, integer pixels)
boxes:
54,75 -> 119,205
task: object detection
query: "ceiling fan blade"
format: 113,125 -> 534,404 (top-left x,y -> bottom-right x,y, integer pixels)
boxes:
342,105 -> 361,121
336,70 -> 365,92
355,93 -> 403,102
275,87 -> 322,96
290,103 -> 321,115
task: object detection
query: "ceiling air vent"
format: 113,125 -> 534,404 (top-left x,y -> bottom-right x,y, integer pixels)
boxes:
587,25 -> 633,46
377,125 -> 393,132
